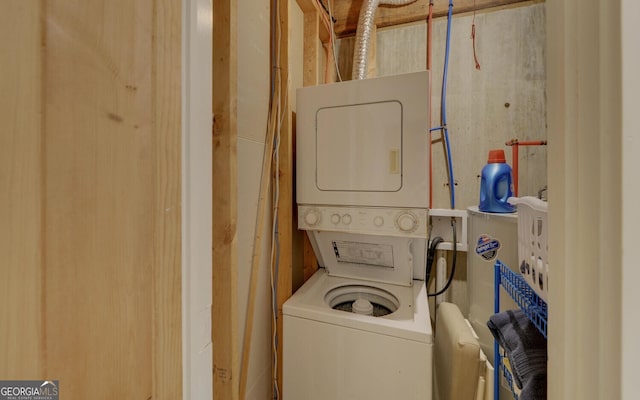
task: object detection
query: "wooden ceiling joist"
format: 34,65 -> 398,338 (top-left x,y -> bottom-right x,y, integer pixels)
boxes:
296,0 -> 332,43
316,0 -> 537,37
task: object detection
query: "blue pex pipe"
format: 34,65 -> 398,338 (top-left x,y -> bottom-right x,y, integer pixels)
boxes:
441,0 -> 456,209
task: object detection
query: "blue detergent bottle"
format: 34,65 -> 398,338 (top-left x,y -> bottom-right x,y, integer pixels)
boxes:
479,149 -> 516,213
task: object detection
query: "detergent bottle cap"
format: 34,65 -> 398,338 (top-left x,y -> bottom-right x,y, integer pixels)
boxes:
487,149 -> 506,163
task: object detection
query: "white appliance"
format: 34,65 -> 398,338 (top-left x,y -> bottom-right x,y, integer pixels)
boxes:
283,270 -> 432,400
467,206 -> 519,365
296,71 -> 430,209
467,207 -> 520,400
284,72 -> 433,400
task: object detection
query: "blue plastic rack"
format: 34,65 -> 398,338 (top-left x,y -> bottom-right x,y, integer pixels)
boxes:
493,260 -> 548,400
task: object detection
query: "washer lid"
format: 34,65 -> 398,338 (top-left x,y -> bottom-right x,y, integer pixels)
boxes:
308,230 -> 418,286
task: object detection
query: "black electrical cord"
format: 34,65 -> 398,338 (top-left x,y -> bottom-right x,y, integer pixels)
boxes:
428,218 -> 457,297
425,236 -> 444,288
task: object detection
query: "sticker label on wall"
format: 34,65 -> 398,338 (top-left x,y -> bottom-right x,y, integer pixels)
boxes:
475,234 -> 501,262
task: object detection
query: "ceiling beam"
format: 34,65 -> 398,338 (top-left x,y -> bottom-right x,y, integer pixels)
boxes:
329,0 -> 540,37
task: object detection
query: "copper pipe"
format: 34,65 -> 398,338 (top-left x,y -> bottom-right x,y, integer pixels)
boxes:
506,139 -> 547,146
505,139 -> 547,196
513,144 -> 519,195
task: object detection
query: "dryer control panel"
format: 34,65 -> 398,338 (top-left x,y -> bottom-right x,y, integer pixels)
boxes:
298,205 -> 428,238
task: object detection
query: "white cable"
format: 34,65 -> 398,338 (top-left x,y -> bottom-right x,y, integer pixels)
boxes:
271,26 -> 291,400
327,0 -> 343,81
268,1 -> 283,398
269,129 -> 280,400
314,0 -> 338,83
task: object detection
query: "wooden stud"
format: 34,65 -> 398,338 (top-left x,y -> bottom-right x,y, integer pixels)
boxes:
302,234 -> 318,281
41,0 -> 183,397
303,10 -> 321,87
0,0 -> 44,378
44,0 -> 150,397
297,0 -> 331,42
2,1 -> 182,396
213,0 -> 239,399
296,0 -> 316,13
152,0 -> 183,398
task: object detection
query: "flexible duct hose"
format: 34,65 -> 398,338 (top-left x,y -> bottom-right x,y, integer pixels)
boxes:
352,0 -> 417,80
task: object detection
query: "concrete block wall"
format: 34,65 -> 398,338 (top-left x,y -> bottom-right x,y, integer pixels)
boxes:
337,3 -> 547,210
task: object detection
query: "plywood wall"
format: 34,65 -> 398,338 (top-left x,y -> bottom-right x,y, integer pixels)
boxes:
0,1 -> 44,378
236,0 -> 273,397
0,1 -> 182,398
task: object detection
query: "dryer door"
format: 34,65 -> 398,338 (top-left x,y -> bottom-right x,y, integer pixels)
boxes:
316,101 -> 402,193
296,71 -> 430,208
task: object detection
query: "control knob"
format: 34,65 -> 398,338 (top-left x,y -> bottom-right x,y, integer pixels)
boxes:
303,208 -> 321,226
330,213 -> 341,224
342,214 -> 352,225
396,211 -> 418,233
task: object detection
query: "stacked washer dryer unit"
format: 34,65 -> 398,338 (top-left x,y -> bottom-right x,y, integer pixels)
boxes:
283,71 -> 433,400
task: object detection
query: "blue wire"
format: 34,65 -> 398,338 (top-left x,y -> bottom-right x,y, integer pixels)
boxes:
443,127 -> 455,209
441,0 -> 456,209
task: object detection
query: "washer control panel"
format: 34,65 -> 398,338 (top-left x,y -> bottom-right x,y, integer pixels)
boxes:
298,205 -> 428,238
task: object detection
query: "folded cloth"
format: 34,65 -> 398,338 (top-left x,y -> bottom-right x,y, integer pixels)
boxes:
488,309 -> 547,400
519,372 -> 547,400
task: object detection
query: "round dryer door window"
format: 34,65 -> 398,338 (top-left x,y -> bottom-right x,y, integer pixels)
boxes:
325,285 -> 399,317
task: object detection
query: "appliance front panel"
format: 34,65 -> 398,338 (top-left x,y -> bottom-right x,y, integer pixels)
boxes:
297,71 -> 430,208
316,101 -> 402,192
283,316 -> 433,400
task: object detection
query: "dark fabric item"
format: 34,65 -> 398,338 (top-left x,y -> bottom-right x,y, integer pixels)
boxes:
488,309 -> 547,399
518,373 -> 547,400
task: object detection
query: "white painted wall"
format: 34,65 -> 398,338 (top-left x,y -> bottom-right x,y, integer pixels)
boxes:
182,0 -> 213,398
547,0 -> 625,398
